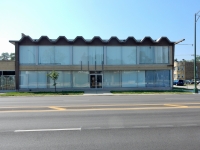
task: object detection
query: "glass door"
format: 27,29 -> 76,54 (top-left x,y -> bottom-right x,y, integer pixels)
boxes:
90,75 -> 96,88
90,74 -> 102,88
97,75 -> 102,88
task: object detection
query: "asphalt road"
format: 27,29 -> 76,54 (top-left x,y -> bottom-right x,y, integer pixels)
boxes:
0,94 -> 200,150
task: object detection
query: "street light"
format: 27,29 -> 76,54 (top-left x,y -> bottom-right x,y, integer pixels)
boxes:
174,39 -> 185,45
194,10 -> 200,93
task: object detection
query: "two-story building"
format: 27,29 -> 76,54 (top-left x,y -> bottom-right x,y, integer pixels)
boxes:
9,35 -> 175,91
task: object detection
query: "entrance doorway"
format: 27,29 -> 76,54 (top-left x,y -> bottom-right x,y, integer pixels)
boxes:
90,74 -> 102,88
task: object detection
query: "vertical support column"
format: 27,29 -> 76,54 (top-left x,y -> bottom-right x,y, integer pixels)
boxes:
137,46 -> 140,64
36,46 -> 38,65
71,46 -> 73,65
194,13 -> 198,93
15,43 -> 19,90
104,46 -> 106,65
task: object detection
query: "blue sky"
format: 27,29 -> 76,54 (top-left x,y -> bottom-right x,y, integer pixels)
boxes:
0,0 -> 200,61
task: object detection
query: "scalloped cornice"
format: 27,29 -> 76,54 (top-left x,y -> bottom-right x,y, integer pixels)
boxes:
9,36 -> 175,45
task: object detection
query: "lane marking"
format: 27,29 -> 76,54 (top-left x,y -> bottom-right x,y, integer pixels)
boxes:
164,104 -> 188,108
165,98 -> 195,100
109,126 -> 124,129
14,128 -> 81,132
156,125 -> 174,127
2,106 -> 200,113
12,124 -> 200,133
49,106 -> 66,111
132,126 -> 150,128
180,124 -> 198,127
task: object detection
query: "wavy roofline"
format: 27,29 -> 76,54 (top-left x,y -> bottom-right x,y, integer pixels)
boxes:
9,35 -> 176,45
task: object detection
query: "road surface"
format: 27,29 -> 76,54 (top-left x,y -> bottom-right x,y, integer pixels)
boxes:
0,94 -> 200,150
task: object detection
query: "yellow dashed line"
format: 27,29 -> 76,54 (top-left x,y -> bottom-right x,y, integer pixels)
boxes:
49,106 -> 66,111
164,104 -> 188,108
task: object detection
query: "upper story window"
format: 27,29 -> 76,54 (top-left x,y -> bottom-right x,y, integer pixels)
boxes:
139,46 -> 169,64
88,46 -> 103,65
122,46 -> 137,65
20,46 -> 72,65
38,46 -> 54,64
139,46 -> 154,64
19,46 -> 170,66
106,46 -> 121,65
154,46 -> 169,63
19,46 -> 37,64
73,46 -> 88,65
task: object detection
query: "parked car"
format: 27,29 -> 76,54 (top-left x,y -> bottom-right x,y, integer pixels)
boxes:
190,79 -> 199,84
173,80 -> 184,86
197,80 -> 200,84
184,80 -> 191,84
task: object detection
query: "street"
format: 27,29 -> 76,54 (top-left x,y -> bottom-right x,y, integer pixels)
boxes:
0,94 -> 200,150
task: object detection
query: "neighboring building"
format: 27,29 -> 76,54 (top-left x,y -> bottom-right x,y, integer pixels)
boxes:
0,60 -> 15,90
9,35 -> 175,91
174,61 -> 200,80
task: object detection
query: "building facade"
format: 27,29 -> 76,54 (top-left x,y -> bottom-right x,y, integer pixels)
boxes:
10,35 -> 175,91
174,61 -> 200,80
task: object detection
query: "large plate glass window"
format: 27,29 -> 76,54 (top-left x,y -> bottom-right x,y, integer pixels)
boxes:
139,46 -> 154,64
20,71 -> 28,88
28,71 -> 37,88
122,47 -> 137,65
137,71 -> 145,87
88,46 -> 103,65
73,46 -> 88,65
49,71 -> 71,88
145,70 -> 170,87
106,47 -> 121,65
38,71 -> 47,88
39,46 -> 54,64
154,46 -> 169,63
122,71 -> 137,87
73,71 -> 89,87
63,71 -> 71,87
19,46 -> 37,64
55,46 -> 71,65
103,71 -> 120,87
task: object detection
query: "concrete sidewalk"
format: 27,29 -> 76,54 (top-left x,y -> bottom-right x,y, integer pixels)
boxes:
83,90 -> 113,95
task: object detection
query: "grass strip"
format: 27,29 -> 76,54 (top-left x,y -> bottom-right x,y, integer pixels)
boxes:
111,89 -> 192,94
0,91 -> 84,96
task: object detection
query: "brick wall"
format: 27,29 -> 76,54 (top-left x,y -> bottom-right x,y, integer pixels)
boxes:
0,61 -> 15,71
185,62 -> 200,80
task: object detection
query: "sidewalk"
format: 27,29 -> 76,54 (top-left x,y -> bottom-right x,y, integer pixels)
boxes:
174,84 -> 200,90
83,90 -> 113,95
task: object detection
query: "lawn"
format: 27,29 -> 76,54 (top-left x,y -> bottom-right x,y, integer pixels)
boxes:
0,91 -> 84,96
111,88 -> 192,94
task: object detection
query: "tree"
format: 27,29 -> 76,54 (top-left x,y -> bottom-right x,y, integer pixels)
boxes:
10,53 -> 15,60
0,52 -> 10,60
190,55 -> 200,62
47,71 -> 59,92
0,52 -> 15,60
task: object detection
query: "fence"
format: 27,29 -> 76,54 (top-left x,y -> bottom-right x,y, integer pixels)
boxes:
0,75 -> 15,90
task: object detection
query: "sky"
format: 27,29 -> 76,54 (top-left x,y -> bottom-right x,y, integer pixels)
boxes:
0,0 -> 200,61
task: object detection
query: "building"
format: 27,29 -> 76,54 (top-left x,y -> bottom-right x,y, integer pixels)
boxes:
0,60 -> 15,90
9,35 -> 175,91
174,60 -> 200,80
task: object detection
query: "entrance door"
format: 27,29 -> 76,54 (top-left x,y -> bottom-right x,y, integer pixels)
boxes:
90,74 -> 102,88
